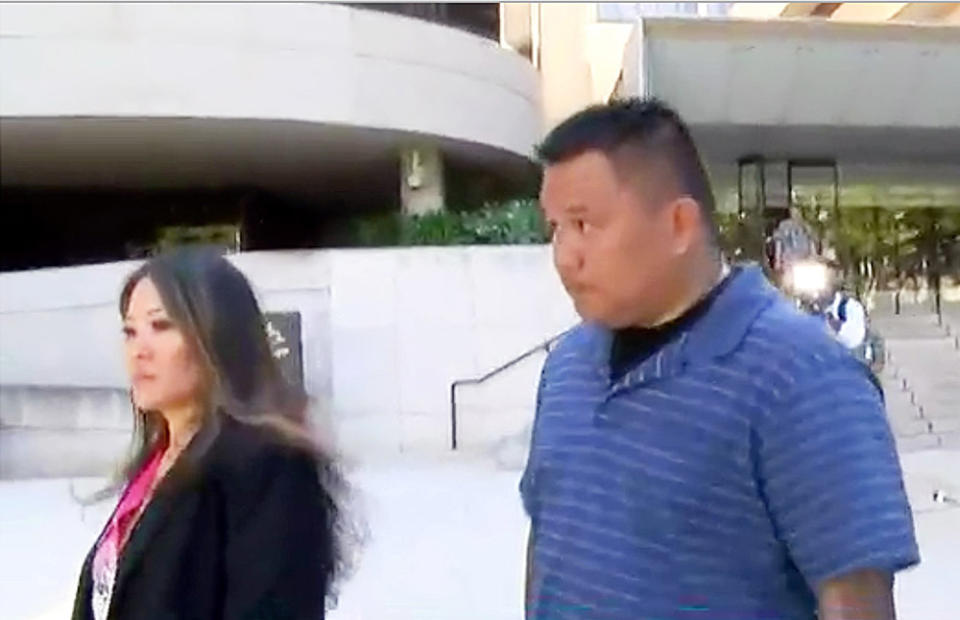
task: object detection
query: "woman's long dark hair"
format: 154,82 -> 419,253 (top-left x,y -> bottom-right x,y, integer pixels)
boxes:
112,247 -> 358,606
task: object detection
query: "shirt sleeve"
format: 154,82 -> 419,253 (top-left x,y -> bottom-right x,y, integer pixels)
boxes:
520,368 -> 548,518
755,357 -> 919,589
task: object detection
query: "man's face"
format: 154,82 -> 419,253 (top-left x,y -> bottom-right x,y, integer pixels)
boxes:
540,150 -> 679,328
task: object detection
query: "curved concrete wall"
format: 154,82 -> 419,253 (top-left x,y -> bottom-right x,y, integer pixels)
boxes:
0,3 -> 541,158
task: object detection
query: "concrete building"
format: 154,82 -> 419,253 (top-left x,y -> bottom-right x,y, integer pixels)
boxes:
3,2 -> 957,271
499,3 -> 959,203
501,2 -> 959,304
1,3 -> 958,477
501,2 -> 960,124
0,3 -> 541,270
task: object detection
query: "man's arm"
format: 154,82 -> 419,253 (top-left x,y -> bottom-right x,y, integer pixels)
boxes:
521,367 -> 549,618
755,357 -> 918,619
819,570 -> 896,620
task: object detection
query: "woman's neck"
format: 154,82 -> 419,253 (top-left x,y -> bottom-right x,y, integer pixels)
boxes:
161,404 -> 202,452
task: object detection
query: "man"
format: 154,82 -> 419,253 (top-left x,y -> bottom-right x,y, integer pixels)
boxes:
773,206 -> 817,275
521,99 -> 918,619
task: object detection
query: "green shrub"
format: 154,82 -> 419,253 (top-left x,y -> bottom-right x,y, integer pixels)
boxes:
154,224 -> 240,253
351,199 -> 548,247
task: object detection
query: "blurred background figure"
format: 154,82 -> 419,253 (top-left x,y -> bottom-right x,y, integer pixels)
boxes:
783,257 -> 883,374
825,273 -> 868,352
821,264 -> 883,372
772,205 -> 818,284
71,248 -> 354,620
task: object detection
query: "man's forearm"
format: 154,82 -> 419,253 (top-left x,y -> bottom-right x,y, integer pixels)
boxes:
818,570 -> 896,620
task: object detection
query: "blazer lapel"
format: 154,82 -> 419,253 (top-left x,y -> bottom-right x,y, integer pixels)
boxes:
71,548 -> 96,620
110,417 -> 221,610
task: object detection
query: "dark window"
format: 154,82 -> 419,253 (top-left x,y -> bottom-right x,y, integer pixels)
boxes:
345,3 -> 500,41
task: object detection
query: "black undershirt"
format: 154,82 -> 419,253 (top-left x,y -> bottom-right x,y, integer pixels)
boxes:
609,272 -> 733,382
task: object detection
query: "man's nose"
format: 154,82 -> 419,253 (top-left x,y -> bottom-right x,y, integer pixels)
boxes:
553,234 -> 583,276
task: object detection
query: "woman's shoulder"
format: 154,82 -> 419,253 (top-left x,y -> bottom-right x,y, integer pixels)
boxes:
205,416 -> 321,491
200,418 -> 331,545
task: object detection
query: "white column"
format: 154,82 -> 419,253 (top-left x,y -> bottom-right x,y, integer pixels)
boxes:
400,145 -> 445,216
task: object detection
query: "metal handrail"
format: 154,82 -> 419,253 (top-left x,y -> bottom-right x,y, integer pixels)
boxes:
449,328 -> 570,450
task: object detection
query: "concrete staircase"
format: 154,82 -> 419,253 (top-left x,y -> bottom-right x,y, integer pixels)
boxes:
873,310 -> 960,453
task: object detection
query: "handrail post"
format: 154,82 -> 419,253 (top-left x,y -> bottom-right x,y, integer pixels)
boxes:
450,382 -> 459,450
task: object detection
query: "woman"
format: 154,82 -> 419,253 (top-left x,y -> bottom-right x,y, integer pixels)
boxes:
72,248 -> 353,620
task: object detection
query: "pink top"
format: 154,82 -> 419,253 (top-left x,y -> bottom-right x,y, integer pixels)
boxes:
90,446 -> 165,620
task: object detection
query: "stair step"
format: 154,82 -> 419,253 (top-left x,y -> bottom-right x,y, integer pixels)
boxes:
891,417 -> 931,436
929,418 -> 960,434
895,433 -> 943,453
936,431 -> 960,450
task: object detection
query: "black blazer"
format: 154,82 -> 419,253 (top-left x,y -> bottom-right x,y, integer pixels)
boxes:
72,416 -> 332,620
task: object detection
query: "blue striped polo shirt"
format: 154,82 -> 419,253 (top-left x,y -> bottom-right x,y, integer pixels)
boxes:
520,266 -> 919,619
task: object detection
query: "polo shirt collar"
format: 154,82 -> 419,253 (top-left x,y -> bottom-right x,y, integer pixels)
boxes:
585,264 -> 779,391
680,264 -> 779,364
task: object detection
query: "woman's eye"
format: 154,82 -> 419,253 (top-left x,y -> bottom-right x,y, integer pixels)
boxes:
151,319 -> 173,331
122,326 -> 135,339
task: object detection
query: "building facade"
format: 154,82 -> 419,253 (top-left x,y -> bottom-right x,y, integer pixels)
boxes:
500,2 -> 959,302
3,2 -> 957,272
1,3 -> 958,476
0,3 -> 541,269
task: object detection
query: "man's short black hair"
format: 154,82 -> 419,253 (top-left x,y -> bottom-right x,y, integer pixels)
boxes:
537,98 -> 717,238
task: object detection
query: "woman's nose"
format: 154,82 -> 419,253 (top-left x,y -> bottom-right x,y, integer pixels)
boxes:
127,332 -> 152,359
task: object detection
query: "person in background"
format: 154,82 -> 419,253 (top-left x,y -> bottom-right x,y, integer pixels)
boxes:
521,98 -> 918,620
72,248 -> 355,620
824,271 -> 869,355
822,262 -> 882,370
773,205 -> 817,277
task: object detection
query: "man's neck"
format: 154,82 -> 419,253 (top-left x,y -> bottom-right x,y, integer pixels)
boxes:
648,257 -> 724,327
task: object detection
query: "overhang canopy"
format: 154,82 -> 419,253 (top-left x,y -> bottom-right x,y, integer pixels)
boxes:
620,17 -> 960,169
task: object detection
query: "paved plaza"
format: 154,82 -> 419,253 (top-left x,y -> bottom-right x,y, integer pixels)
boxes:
2,447 -> 958,620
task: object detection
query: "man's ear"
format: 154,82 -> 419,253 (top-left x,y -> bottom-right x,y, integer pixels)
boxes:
668,196 -> 703,257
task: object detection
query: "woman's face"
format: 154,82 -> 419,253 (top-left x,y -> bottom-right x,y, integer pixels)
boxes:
123,277 -> 204,414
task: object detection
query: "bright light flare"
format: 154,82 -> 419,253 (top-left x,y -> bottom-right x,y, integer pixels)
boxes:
789,260 -> 829,297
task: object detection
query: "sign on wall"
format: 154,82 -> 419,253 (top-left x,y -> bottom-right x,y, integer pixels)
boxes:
264,311 -> 304,389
